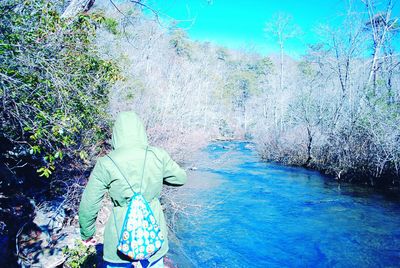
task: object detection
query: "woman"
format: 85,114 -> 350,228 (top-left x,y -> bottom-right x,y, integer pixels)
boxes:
78,111 -> 187,268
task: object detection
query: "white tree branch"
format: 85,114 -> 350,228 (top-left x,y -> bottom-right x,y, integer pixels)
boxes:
61,0 -> 95,19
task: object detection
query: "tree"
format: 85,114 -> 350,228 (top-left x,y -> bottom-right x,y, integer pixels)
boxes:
62,0 -> 95,18
362,0 -> 399,94
0,0 -> 118,177
264,13 -> 300,91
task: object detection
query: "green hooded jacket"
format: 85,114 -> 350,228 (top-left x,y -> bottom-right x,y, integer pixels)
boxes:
78,111 -> 187,264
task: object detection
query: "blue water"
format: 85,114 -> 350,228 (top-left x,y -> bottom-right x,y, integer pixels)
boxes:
173,142 -> 400,268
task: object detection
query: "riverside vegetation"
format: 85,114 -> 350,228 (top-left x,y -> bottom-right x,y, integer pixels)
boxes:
0,0 -> 399,266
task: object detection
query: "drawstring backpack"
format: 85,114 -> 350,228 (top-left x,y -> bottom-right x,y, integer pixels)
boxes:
106,147 -> 164,261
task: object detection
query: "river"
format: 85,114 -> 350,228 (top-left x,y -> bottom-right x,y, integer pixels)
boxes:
169,141 -> 400,268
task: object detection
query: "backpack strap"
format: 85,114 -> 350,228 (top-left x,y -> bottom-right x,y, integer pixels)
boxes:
105,147 -> 149,245
106,146 -> 148,194
139,146 -> 148,193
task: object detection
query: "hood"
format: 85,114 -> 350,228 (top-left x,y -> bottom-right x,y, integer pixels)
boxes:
111,111 -> 148,149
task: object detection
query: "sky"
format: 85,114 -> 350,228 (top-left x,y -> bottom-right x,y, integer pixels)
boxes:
144,0 -> 399,57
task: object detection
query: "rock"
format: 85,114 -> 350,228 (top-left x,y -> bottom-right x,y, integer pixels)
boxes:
16,221 -> 49,267
15,207 -> 80,267
0,193 -> 36,266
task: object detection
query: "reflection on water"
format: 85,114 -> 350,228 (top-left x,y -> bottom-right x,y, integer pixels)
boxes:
171,141 -> 400,268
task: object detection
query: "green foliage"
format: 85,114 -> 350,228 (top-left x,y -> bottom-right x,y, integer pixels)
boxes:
0,0 -> 119,177
298,61 -> 316,77
223,69 -> 258,109
169,29 -> 193,59
63,240 -> 97,268
248,57 -> 274,76
104,17 -> 119,35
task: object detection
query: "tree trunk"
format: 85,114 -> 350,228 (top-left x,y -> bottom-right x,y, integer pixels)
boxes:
279,41 -> 284,91
305,126 -> 313,166
61,0 -> 95,18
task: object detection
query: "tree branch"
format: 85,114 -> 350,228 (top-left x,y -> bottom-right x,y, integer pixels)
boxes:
61,0 -> 95,19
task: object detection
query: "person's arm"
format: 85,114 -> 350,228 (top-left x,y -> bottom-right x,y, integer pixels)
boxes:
78,159 -> 108,240
163,153 -> 187,186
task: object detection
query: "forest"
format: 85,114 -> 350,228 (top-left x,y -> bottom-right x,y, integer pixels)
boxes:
0,0 -> 399,266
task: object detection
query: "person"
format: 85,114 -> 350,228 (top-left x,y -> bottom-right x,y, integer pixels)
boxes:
78,111 -> 187,268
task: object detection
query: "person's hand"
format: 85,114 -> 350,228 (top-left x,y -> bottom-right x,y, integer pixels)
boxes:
82,237 -> 97,246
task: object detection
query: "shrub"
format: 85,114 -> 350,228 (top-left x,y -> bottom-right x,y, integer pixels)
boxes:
0,0 -> 119,178
62,240 -> 97,268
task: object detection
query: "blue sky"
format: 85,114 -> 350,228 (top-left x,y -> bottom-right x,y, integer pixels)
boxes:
145,0 -> 399,57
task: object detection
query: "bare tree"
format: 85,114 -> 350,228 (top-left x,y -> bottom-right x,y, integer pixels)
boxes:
362,0 -> 399,94
264,13 -> 300,91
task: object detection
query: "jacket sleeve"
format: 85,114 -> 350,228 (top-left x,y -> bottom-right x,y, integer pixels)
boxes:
163,152 -> 187,186
78,159 -> 108,240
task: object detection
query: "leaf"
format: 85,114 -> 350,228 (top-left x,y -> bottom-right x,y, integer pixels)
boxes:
30,145 -> 41,154
79,151 -> 88,161
37,167 -> 52,178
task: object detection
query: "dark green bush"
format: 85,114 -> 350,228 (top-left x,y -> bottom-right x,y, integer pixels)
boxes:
63,240 -> 97,268
0,0 -> 119,178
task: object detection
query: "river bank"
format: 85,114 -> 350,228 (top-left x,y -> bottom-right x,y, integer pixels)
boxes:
213,138 -> 400,194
